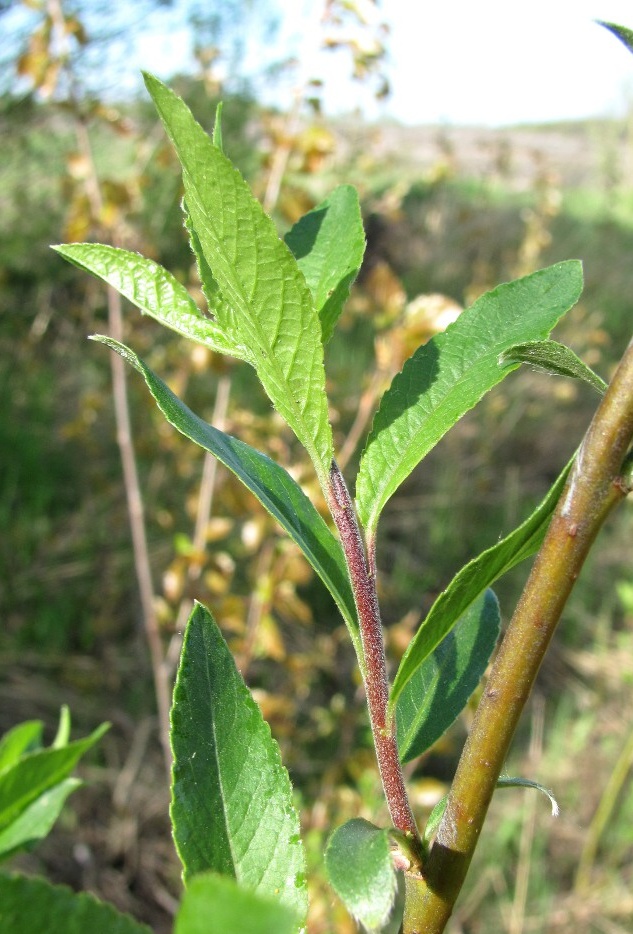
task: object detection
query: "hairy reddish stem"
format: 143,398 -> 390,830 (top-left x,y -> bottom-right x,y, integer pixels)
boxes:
328,461 -> 422,861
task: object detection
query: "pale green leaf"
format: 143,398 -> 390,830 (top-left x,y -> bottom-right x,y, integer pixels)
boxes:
92,335 -> 361,666
499,339 -> 607,394
325,819 -> 396,933
0,723 -> 43,775
144,73 -> 333,482
0,875 -> 152,934
52,706 -> 71,749
390,459 -> 572,710
53,242 -> 244,358
0,778 -> 81,861
285,185 -> 365,343
357,261 -> 583,539
175,873 -> 301,934
396,590 -> 500,764
170,604 -> 308,922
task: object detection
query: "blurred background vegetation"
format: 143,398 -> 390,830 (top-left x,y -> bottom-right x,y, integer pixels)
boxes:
1,1 -> 632,932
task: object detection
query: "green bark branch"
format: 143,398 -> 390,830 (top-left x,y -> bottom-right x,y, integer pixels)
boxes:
403,336 -> 633,933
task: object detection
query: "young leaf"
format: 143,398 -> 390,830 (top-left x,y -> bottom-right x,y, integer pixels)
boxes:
389,458 -> 572,710
423,777 -> 559,848
0,873 -> 152,934
0,722 -> 43,773
92,336 -> 361,666
356,261 -> 583,540
52,705 -> 71,749
598,20 -> 633,55
53,243 -> 245,359
174,873 -> 301,934
325,819 -> 397,933
170,603 -> 308,922
0,778 -> 82,861
0,723 -> 109,832
499,340 -> 607,394
396,590 -> 500,764
143,73 -> 334,484
285,185 -> 365,343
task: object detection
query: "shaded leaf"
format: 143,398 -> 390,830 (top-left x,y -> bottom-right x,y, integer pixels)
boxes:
499,339 -> 606,394
390,458 -> 572,710
0,874 -> 151,934
0,723 -> 43,774
175,872 -> 301,934
396,590 -> 500,764
357,261 -> 583,540
0,778 -> 81,861
170,603 -> 308,922
285,185 -> 365,343
144,73 -> 333,483
53,243 -> 243,358
325,819 -> 396,933
0,724 -> 109,832
92,336 -> 361,666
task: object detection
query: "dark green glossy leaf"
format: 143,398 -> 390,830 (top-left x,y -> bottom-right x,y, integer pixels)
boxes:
357,261 -> 583,540
53,243 -> 243,358
390,456 -> 573,711
0,723 -> 109,832
499,340 -> 606,394
396,590 -> 500,764
175,873 -> 301,934
170,603 -> 308,922
285,185 -> 365,343
0,874 -> 151,934
92,336 -> 361,666
325,819 -> 396,932
144,73 -> 333,484
0,778 -> 81,861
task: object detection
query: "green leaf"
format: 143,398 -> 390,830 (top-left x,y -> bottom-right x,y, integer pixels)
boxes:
212,101 -> 224,150
175,873 -> 301,934
0,723 -> 43,774
356,261 -> 583,539
499,340 -> 607,394
0,874 -> 152,934
144,73 -> 334,483
92,336 -> 361,666
0,723 -> 109,832
52,706 -> 71,749
390,458 -> 572,710
325,818 -> 397,933
53,243 -> 244,359
598,20 -> 633,55
0,778 -> 81,861
170,603 -> 308,922
285,185 -> 365,343
423,776 -> 559,848
396,590 -> 500,764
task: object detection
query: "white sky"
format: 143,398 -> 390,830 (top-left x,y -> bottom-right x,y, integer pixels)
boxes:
269,0 -> 633,126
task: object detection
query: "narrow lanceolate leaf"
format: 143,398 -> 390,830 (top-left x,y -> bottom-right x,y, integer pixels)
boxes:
598,20 -> 633,55
423,777 -> 559,848
499,340 -> 607,394
356,261 -> 583,539
0,778 -> 82,861
396,590 -> 500,764
53,243 -> 244,359
170,604 -> 308,923
0,874 -> 152,934
325,819 -> 397,933
389,458 -> 572,710
0,723 -> 109,832
285,185 -> 365,343
175,873 -> 301,934
144,73 -> 334,482
92,336 -> 361,666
